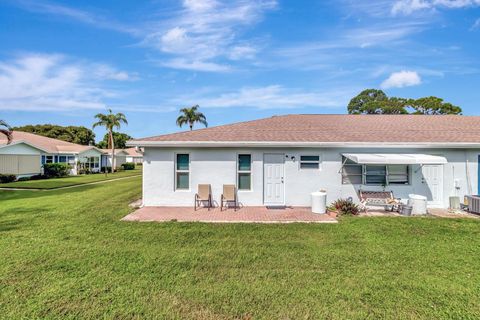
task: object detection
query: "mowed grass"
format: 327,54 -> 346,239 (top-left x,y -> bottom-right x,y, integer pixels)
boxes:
0,168 -> 141,189
1,178 -> 480,319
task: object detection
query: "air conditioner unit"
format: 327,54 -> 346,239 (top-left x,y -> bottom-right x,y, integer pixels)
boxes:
465,195 -> 480,214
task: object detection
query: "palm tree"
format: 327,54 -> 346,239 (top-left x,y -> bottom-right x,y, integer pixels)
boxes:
93,109 -> 128,173
0,120 -> 13,144
176,105 -> 208,131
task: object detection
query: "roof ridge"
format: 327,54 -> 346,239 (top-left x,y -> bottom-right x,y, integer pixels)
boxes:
130,114 -> 480,144
133,116 -> 276,141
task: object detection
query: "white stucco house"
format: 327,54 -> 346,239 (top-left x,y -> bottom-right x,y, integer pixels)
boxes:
0,131 -> 104,176
101,147 -> 143,168
128,115 -> 480,209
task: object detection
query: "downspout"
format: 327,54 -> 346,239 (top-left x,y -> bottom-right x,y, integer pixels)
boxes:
466,158 -> 473,196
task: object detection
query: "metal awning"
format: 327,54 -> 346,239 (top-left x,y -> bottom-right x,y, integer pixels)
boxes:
342,153 -> 448,165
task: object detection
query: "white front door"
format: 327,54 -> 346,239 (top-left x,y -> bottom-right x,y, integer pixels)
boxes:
421,165 -> 444,207
263,153 -> 285,205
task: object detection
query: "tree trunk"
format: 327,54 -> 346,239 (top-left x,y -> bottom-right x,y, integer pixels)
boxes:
110,131 -> 115,173
189,123 -> 193,130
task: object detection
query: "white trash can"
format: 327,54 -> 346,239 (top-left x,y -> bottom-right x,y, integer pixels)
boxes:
408,194 -> 428,215
311,191 -> 327,214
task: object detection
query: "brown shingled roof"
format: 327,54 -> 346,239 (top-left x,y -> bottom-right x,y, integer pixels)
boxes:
0,131 -> 100,154
132,114 -> 480,144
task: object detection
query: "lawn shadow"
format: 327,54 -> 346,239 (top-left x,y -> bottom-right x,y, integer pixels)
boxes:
0,182 -> 133,201
0,218 -> 23,232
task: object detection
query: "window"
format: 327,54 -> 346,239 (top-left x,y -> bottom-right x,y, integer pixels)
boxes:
84,157 -> 100,170
365,165 -> 387,185
58,155 -> 67,163
175,154 -> 190,190
342,157 -> 362,184
341,156 -> 410,185
42,155 -> 54,164
67,156 -> 76,165
387,165 -> 409,185
300,155 -> 320,169
237,154 -> 251,190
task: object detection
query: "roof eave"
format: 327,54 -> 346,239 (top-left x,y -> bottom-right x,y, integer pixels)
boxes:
126,140 -> 480,149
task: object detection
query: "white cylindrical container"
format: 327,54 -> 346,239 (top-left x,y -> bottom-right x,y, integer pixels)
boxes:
311,191 -> 327,214
408,194 -> 428,215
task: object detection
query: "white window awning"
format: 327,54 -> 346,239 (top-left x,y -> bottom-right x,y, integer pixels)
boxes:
342,153 -> 448,165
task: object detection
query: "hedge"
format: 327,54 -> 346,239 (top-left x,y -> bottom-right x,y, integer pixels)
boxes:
43,163 -> 71,177
121,162 -> 135,170
0,174 -> 16,183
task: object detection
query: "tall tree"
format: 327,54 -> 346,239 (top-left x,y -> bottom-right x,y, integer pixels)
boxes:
348,89 -> 461,115
0,120 -> 13,144
13,124 -> 95,145
93,109 -> 128,172
97,132 -> 133,149
176,105 -> 208,130
348,89 -> 408,114
406,96 -> 462,115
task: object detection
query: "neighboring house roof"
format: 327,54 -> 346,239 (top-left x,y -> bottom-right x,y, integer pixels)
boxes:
124,147 -> 143,157
128,115 -> 480,148
102,148 -> 143,157
0,131 -> 102,154
102,149 -> 129,156
0,140 -> 50,153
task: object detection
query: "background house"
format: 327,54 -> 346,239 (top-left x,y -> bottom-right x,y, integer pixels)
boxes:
101,147 -> 143,169
124,147 -> 143,164
129,115 -> 480,209
0,131 -> 103,176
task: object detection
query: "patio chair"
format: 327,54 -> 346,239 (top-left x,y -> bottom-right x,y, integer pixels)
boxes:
195,184 -> 213,211
221,184 -> 238,211
359,190 -> 401,212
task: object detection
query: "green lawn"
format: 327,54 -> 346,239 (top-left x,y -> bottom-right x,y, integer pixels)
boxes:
1,178 -> 480,319
0,168 -> 141,189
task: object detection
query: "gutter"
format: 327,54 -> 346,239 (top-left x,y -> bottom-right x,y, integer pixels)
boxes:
126,140 -> 480,149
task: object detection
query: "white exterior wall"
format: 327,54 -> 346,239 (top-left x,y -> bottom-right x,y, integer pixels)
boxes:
76,149 -> 103,173
142,147 -> 480,208
0,143 -> 42,155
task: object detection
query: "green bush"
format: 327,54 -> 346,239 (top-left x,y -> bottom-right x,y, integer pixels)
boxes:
121,162 -> 135,170
330,198 -> 360,216
43,163 -> 71,177
0,174 -> 16,183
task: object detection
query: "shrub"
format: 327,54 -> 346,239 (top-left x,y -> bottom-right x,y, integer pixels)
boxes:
16,176 -> 31,182
0,174 -> 16,183
330,198 -> 360,216
121,162 -> 135,170
43,163 -> 71,178
101,166 -> 117,173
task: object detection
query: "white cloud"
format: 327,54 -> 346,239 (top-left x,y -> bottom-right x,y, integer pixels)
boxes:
471,18 -> 480,30
229,45 -> 258,60
177,85 -> 356,109
160,58 -> 231,72
0,53 -> 132,111
142,0 -> 277,71
381,70 -> 422,88
92,64 -> 136,81
13,0 -> 139,35
392,0 -> 480,15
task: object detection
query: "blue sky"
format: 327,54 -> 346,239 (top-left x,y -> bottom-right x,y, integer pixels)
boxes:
1,0 -> 479,140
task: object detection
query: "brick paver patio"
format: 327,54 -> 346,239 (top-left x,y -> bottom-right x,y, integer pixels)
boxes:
122,206 -> 338,224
